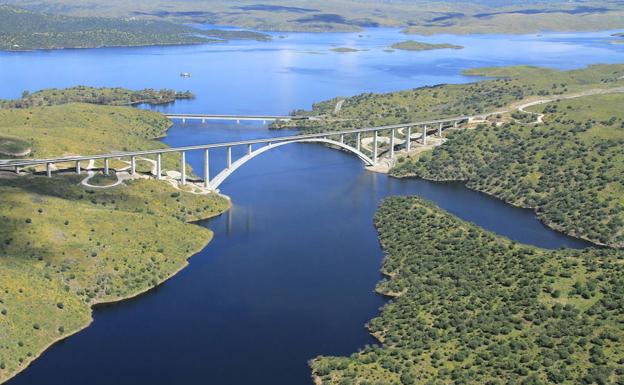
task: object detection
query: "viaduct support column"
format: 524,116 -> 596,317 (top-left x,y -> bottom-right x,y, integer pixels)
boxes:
46,163 -> 52,178
373,131 -> 378,164
104,158 -> 109,175
340,134 -> 344,144
156,153 -> 162,180
14,166 -> 19,175
422,126 -> 427,146
247,144 -> 252,156
180,151 -> 187,185
406,126 -> 411,151
356,132 -> 361,152
204,149 -> 210,189
390,129 -> 395,158
130,156 -> 136,175
76,161 -> 81,175
227,146 -> 232,169
438,123 -> 443,137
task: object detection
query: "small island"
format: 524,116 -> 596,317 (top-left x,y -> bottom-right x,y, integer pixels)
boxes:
330,47 -> 361,53
390,40 -> 464,51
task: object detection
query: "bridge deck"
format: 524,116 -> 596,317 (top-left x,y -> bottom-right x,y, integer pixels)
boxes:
164,114 -> 300,121
1,116 -> 470,168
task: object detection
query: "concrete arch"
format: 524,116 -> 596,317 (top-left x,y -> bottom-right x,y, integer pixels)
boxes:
209,138 -> 374,190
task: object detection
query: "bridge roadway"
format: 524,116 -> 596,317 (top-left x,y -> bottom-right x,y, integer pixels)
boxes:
1,115 -> 470,190
164,113 -> 307,123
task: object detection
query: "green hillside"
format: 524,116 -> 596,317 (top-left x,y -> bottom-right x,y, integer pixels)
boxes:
313,196 -> 624,385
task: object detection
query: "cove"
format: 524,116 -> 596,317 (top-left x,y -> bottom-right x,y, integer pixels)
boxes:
1,27 -> 614,384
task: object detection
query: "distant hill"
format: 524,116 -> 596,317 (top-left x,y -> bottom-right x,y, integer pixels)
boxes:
0,5 -> 269,51
2,0 -> 624,34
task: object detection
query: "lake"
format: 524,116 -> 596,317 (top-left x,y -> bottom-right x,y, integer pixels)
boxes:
3,27 -> 617,385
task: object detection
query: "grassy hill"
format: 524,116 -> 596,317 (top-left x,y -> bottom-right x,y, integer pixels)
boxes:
392,93 -> 624,247
313,196 -> 624,385
0,102 -> 229,383
0,5 -> 268,51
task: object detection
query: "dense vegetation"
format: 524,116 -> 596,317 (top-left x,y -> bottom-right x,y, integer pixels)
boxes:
390,41 -> 463,51
273,64 -> 624,132
0,102 -> 229,383
0,137 -> 31,157
0,86 -> 193,109
313,196 -> 624,385
0,5 -> 268,51
4,0 -> 624,34
392,93 -> 624,247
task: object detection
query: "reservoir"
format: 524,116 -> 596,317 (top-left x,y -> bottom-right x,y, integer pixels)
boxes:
3,28 -> 616,384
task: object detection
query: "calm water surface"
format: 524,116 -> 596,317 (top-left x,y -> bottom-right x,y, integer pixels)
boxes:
4,28 -> 615,385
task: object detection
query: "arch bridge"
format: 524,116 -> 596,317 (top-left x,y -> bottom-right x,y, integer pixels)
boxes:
1,116 -> 467,191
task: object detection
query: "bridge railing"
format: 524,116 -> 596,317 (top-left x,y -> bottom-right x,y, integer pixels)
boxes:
1,115 -> 471,187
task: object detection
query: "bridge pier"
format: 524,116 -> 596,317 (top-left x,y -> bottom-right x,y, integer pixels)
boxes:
76,161 -> 81,175
227,146 -> 232,168
202,118 -> 206,124
14,165 -> 19,175
46,163 -> 52,178
453,120 -> 458,128
356,132 -> 361,152
182,118 -> 186,124
180,151 -> 186,185
340,134 -> 344,144
406,126 -> 411,151
390,129 -> 395,158
130,156 -> 136,175
247,144 -> 252,155
156,153 -> 162,179
204,149 -> 210,188
438,123 -> 443,137
422,126 -> 427,146
104,158 -> 109,175
373,131 -> 378,164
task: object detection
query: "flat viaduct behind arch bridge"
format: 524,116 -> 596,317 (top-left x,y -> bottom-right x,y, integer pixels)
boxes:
1,115 -> 469,191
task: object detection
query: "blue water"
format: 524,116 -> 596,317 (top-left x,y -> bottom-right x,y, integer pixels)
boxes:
3,28 -> 615,385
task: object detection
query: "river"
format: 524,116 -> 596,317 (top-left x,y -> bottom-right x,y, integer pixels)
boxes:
3,28 -> 620,384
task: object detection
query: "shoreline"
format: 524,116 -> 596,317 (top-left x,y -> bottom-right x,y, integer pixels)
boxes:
394,170 -> 604,248
1,106 -> 230,384
0,197 -> 232,385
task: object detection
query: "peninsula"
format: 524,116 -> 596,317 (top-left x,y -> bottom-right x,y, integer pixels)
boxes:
0,89 -> 229,383
313,196 -> 624,384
